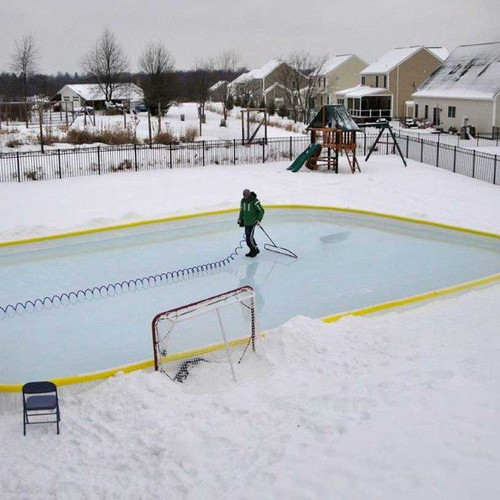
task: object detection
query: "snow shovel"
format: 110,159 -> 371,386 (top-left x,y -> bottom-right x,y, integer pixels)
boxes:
257,223 -> 297,259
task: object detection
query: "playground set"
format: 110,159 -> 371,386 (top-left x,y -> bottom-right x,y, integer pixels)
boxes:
288,105 -> 406,173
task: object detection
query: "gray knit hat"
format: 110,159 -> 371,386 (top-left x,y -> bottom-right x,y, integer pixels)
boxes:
242,189 -> 251,198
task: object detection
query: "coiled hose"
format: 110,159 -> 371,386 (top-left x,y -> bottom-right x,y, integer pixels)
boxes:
1,237 -> 247,317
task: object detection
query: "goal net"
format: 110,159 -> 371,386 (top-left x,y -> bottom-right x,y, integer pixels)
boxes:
152,286 -> 256,383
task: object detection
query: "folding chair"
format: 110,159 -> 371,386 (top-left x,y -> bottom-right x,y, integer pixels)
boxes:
22,381 -> 61,436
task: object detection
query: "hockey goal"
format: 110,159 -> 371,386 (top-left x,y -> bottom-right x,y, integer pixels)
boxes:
152,286 -> 256,383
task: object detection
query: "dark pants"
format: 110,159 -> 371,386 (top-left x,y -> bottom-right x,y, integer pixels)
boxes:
245,224 -> 258,251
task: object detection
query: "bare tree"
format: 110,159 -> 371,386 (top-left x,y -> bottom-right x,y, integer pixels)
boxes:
279,52 -> 328,123
139,42 -> 176,126
192,58 -> 216,135
214,50 -> 241,120
81,28 -> 129,102
10,35 -> 39,101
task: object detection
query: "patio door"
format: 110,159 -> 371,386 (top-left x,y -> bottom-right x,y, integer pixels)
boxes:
433,107 -> 441,126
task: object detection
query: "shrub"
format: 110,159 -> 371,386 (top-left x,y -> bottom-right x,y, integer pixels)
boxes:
66,129 -> 95,144
154,130 -> 177,144
277,105 -> 289,118
266,101 -> 276,116
180,127 -> 198,143
226,95 -> 234,111
111,159 -> 134,172
448,126 -> 458,134
6,139 -> 23,148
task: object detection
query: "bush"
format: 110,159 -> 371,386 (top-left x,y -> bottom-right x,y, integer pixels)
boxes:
66,127 -> 137,145
277,105 -> 289,118
6,139 -> 23,148
180,126 -> 198,143
266,101 -> 276,116
154,130 -> 177,144
226,95 -> 234,112
448,126 -> 458,134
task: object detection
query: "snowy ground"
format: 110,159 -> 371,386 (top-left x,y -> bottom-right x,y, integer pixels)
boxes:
0,102 -> 305,153
1,156 -> 500,499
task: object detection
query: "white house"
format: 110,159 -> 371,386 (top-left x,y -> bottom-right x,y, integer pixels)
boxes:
57,83 -> 144,111
412,41 -> 500,136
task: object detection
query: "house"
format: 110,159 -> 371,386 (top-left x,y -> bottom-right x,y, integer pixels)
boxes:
57,83 -> 144,111
336,46 -> 448,121
313,54 -> 368,110
228,59 -> 308,106
208,80 -> 229,102
412,41 -> 500,136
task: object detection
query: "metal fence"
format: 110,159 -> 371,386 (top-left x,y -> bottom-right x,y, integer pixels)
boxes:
0,133 -> 498,186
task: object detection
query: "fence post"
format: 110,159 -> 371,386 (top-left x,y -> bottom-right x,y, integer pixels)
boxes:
363,129 -> 366,156
202,141 -> 205,166
436,141 -> 440,167
289,136 -> 293,160
134,144 -> 138,171
169,143 -> 173,168
406,135 -> 409,158
472,149 -> 476,178
420,138 -> 424,163
453,146 -> 457,173
16,151 -> 21,182
494,155 -> 498,185
233,139 -> 236,165
97,146 -> 101,175
58,149 -> 62,179
262,139 -> 265,163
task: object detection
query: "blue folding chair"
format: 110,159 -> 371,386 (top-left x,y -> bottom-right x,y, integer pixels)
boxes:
22,381 -> 61,435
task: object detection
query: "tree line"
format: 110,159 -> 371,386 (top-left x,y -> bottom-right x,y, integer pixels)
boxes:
0,31 -> 245,114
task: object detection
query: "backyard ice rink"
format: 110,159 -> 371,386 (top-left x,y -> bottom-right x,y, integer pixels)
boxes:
1,155 -> 500,499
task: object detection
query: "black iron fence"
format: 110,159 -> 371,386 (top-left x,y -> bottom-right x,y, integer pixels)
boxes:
0,133 -> 498,186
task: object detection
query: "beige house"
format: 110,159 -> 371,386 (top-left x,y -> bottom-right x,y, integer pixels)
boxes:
412,42 -> 500,136
313,54 -> 367,110
336,46 -> 447,120
228,59 -> 308,106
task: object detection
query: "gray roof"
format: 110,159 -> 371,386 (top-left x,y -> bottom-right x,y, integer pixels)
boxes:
413,42 -> 500,100
308,105 -> 360,131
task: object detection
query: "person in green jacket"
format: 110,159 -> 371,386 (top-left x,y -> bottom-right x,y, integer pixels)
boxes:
238,189 -> 265,257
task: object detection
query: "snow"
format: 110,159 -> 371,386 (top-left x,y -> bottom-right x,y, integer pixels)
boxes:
337,84 -> 391,98
362,46 -> 446,75
1,156 -> 500,498
58,83 -> 144,102
318,54 -> 356,76
0,102 -> 304,152
413,42 -> 500,100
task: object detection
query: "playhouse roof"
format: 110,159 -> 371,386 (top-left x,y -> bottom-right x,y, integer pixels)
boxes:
308,105 -> 360,131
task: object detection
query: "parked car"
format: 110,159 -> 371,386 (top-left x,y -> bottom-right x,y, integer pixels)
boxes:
134,104 -> 148,112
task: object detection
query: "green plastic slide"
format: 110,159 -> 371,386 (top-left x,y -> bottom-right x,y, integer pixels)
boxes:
287,143 -> 321,172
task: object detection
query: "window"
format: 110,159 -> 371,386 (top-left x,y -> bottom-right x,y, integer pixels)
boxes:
448,106 -> 456,118
415,104 -> 419,118
326,96 -> 330,105
337,98 -> 344,106
424,105 -> 429,119
375,75 -> 379,87
361,76 -> 366,85
383,75 -> 387,88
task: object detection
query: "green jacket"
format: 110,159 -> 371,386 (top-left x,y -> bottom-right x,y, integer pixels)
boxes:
239,192 -> 265,226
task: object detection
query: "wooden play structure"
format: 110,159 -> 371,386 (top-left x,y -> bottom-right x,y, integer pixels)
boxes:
305,105 -> 361,173
241,108 -> 268,145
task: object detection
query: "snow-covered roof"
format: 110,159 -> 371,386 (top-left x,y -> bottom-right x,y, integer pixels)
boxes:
413,42 -> 500,101
208,80 -> 228,92
263,82 -> 292,95
229,59 -> 285,86
362,46 -> 447,75
336,84 -> 392,98
252,59 -> 284,79
58,83 -> 144,101
318,54 -> 367,76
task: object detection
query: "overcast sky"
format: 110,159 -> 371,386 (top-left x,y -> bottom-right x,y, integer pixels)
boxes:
1,0 -> 499,75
